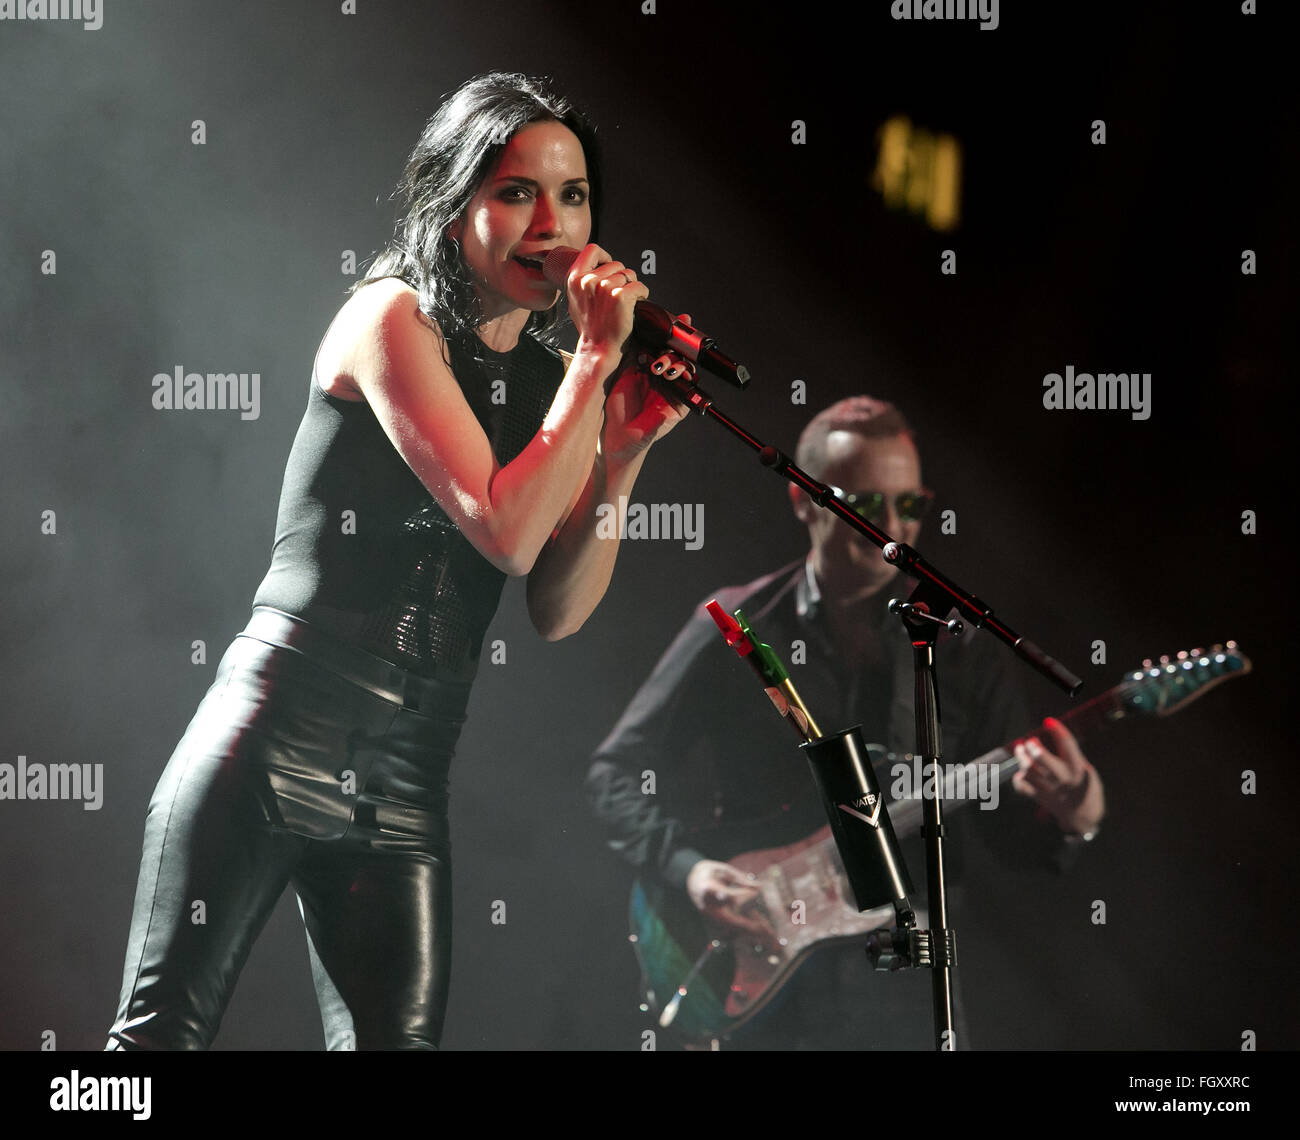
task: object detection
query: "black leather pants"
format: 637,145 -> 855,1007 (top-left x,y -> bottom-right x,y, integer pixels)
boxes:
105,607 -> 473,1050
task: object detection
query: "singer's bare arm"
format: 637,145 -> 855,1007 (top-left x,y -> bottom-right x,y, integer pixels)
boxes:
343,251 -> 639,577
527,350 -> 692,640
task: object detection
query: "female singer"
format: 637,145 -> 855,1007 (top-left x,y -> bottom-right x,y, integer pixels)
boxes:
106,72 -> 694,1050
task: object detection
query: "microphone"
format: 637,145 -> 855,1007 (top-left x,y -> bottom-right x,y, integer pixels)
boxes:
542,246 -> 750,389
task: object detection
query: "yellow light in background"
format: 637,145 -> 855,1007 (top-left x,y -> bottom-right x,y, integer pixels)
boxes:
870,115 -> 963,232
928,134 -> 961,231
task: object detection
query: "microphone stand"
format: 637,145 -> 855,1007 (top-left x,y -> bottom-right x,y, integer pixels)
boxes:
658,371 -> 1083,1051
887,593 -> 963,1049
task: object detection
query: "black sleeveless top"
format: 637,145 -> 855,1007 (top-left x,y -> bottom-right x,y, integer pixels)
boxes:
251,328 -> 565,681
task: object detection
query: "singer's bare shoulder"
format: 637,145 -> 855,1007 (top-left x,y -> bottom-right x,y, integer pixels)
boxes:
315,276 -> 443,403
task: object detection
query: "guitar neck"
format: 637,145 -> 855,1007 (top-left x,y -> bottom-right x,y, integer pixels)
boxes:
978,689 -> 1124,785
869,687 -> 1124,839
809,645 -> 1248,870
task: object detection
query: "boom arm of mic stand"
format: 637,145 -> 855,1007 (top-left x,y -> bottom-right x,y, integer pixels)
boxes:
652,371 -> 1084,697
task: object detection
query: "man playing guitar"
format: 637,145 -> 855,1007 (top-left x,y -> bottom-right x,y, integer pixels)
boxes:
586,396 -> 1106,1049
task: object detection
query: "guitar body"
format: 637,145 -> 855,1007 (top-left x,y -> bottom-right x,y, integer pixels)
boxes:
630,826 -> 893,1045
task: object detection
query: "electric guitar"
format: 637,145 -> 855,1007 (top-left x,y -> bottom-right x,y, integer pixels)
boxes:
627,643 -> 1250,1045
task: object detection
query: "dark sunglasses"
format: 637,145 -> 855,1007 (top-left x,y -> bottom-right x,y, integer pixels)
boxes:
835,488 -> 934,524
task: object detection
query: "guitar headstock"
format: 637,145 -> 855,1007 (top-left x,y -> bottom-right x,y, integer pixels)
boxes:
1122,642 -> 1251,717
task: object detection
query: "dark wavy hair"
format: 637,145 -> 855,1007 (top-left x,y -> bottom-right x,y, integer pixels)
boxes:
350,72 -> 603,354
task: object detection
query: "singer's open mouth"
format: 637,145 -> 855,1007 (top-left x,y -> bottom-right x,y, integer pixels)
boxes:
514,255 -> 546,272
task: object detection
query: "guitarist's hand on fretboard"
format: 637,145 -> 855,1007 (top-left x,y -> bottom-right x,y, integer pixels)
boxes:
685,859 -> 780,951
1011,717 -> 1106,837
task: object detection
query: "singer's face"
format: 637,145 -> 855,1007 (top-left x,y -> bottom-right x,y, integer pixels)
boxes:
797,432 -> 924,605
449,121 -> 592,321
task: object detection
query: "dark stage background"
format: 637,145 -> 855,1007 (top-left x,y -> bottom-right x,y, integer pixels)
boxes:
1,0 -> 1293,1052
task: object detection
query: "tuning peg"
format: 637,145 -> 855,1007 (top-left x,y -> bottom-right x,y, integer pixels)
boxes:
1142,658 -> 1152,668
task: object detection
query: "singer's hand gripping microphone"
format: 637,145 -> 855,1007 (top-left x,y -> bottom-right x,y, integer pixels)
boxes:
542,246 -> 750,389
